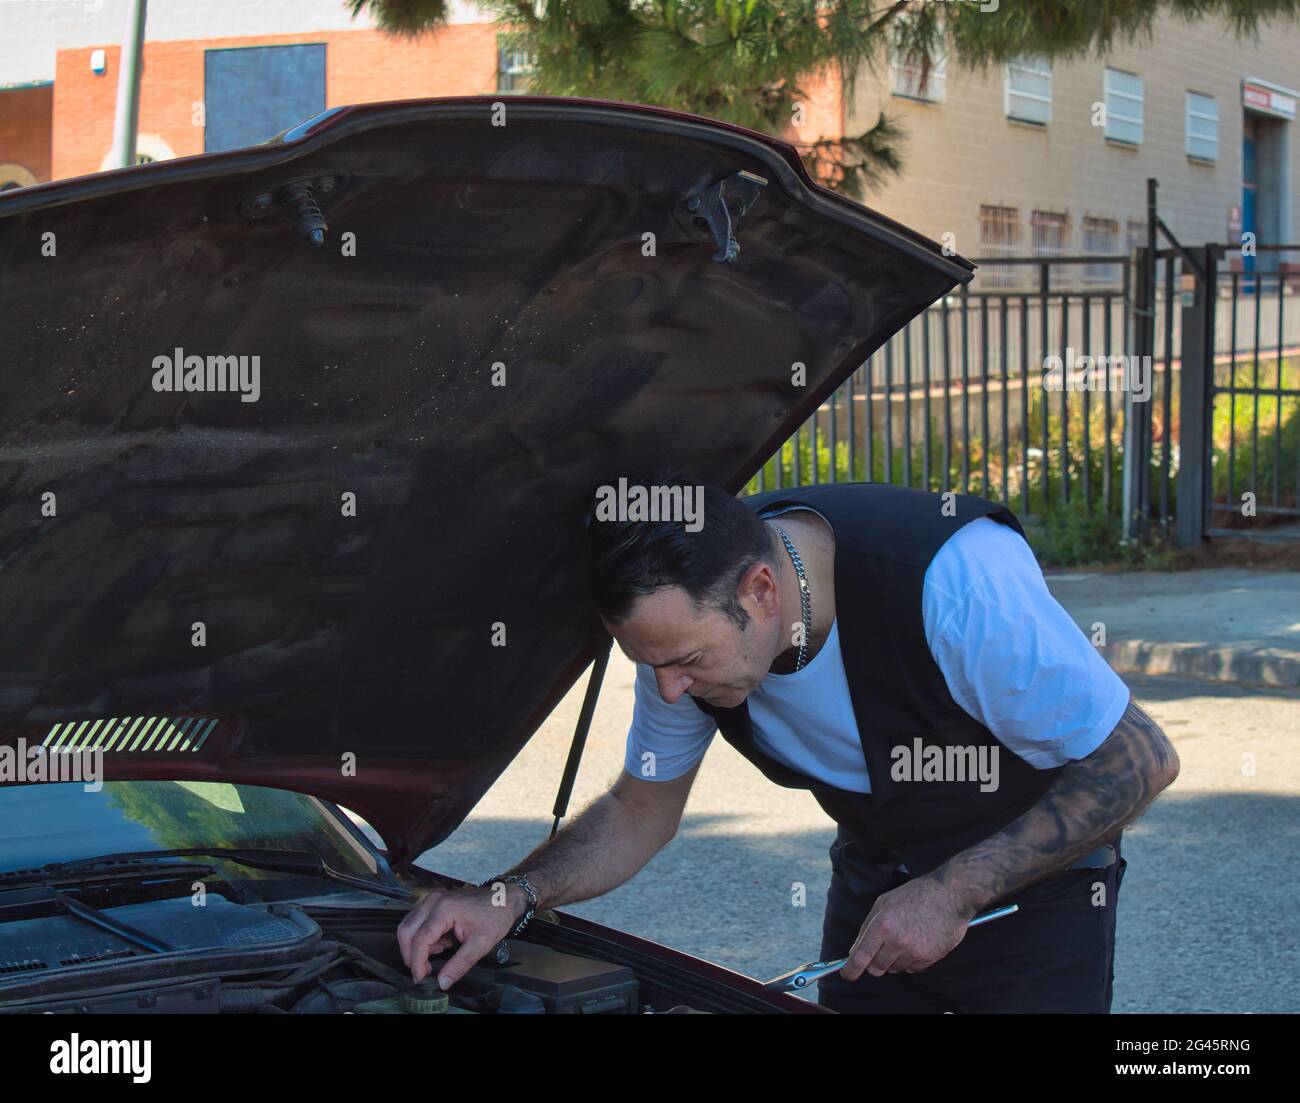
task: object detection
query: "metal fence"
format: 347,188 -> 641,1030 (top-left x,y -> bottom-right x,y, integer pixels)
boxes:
748,239 -> 1300,546
1189,245 -> 1300,540
750,254 -> 1137,523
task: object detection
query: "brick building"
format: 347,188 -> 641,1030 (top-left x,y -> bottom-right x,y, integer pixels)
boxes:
0,81 -> 51,190
0,1 -> 509,181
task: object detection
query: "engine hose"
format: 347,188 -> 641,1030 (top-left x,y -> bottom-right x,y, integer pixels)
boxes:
334,942 -> 413,989
220,986 -> 280,1012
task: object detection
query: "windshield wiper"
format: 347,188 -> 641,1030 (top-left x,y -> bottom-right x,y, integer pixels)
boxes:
49,886 -> 173,954
1,848 -> 413,902
0,857 -> 216,890
0,862 -> 186,952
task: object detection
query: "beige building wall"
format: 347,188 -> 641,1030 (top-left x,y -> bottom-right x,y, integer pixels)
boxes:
846,13 -> 1300,276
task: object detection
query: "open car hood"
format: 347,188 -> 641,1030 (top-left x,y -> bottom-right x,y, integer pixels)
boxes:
0,97 -> 972,866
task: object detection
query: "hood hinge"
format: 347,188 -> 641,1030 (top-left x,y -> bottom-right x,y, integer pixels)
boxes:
678,169 -> 768,263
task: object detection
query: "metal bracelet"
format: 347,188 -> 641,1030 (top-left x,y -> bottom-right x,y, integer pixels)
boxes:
480,873 -> 538,936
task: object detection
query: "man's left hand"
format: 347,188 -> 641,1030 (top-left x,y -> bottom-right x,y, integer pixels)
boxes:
840,875 -> 972,980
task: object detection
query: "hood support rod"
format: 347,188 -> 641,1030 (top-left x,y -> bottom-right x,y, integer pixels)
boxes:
550,634 -> 613,837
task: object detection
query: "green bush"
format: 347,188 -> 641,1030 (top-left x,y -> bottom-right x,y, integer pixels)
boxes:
1210,358 -> 1300,508
1024,497 -> 1174,569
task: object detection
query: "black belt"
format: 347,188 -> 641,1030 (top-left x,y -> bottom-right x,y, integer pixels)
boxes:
1066,842 -> 1117,869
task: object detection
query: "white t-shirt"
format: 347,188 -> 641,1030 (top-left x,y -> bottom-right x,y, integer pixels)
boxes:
624,511 -> 1131,791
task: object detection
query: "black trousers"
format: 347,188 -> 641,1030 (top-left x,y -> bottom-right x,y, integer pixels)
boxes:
817,829 -> 1127,1013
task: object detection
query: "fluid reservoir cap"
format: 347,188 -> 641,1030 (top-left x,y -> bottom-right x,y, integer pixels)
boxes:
402,980 -> 450,1014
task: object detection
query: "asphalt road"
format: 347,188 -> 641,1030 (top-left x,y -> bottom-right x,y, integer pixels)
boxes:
412,655 -> 1300,1012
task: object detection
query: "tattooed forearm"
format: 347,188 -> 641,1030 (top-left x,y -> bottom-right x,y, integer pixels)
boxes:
930,698 -> 1180,913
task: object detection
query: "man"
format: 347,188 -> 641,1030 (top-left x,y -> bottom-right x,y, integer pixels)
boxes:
397,475 -> 1179,1012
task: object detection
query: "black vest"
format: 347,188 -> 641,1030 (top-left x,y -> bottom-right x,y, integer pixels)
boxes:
692,482 -> 1060,876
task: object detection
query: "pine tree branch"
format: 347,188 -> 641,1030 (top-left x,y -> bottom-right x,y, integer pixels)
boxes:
354,0 -> 1300,193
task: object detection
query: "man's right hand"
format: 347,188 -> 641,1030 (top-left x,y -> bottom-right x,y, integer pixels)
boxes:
396,883 -> 525,988
395,767 -> 700,989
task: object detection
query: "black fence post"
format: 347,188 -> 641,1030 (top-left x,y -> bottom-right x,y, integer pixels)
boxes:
1177,246 -> 1217,547
1124,242 -> 1155,540
1145,180 -> 1159,536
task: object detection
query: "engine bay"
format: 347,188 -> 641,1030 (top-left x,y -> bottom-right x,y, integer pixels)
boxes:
0,889 -> 735,1014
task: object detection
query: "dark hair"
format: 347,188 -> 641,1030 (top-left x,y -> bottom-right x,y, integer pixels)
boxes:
583,468 -> 777,629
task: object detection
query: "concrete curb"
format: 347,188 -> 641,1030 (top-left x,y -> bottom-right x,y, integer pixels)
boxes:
1099,640 -> 1300,690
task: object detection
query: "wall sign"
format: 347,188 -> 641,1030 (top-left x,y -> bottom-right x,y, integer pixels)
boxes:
1242,80 -> 1296,120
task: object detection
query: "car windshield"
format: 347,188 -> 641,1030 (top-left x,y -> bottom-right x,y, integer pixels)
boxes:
0,780 -> 382,882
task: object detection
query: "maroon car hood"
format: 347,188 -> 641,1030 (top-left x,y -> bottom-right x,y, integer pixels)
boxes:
0,96 -> 972,866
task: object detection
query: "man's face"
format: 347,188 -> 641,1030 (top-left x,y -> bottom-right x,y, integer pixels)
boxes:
603,563 -> 783,710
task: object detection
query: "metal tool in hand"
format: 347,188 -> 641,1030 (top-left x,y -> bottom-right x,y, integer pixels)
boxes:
763,903 -> 1020,993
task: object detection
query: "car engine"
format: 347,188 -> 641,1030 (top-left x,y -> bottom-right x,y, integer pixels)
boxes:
0,892 -> 716,1014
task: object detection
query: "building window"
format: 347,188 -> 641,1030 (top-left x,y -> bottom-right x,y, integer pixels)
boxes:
1186,91 -> 1219,161
497,38 -> 534,94
1103,68 -> 1143,144
203,44 -> 327,153
0,162 -> 38,190
1126,219 -> 1148,252
1082,215 -> 1121,284
96,134 -> 175,173
1031,209 -> 1070,257
1005,56 -> 1052,125
889,33 -> 947,103
1030,210 -> 1070,289
978,204 -> 1021,288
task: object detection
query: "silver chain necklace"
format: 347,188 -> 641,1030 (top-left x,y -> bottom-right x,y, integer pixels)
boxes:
773,525 -> 812,671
